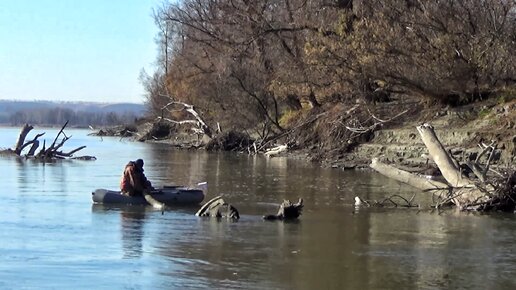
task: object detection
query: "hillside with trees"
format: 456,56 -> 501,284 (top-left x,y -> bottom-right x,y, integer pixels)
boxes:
0,100 -> 145,127
139,0 -> 515,165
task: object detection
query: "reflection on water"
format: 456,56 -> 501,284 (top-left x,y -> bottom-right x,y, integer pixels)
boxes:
92,205 -> 148,259
1,128 -> 516,289
120,208 -> 146,259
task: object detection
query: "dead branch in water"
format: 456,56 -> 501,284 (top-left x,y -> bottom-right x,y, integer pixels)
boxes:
355,194 -> 419,208
3,122 -> 96,161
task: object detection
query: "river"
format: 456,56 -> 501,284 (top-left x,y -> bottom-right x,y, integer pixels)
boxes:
0,127 -> 515,289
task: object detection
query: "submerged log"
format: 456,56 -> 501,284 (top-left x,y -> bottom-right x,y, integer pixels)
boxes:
263,198 -> 304,220
195,196 -> 240,219
370,123 -> 514,211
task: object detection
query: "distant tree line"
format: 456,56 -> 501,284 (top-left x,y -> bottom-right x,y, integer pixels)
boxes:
3,107 -> 140,127
141,0 -> 516,138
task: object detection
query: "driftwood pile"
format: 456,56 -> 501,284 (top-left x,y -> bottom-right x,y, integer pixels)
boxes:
6,122 -> 95,161
370,123 -> 515,212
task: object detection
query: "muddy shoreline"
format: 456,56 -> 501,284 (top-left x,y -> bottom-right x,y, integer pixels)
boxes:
93,99 -> 515,173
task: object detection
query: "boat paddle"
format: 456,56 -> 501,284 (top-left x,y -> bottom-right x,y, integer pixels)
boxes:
143,189 -> 165,213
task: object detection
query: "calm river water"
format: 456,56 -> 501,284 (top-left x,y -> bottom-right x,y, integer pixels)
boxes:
0,127 -> 515,289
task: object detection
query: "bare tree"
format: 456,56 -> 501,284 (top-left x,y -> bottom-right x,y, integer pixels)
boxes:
141,0 -> 516,147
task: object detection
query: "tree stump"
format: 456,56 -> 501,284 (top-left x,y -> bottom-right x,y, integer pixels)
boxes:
263,198 -> 304,220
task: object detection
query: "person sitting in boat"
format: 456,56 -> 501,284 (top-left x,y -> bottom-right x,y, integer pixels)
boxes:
120,159 -> 153,196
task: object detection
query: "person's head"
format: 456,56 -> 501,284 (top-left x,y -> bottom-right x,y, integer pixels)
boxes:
135,159 -> 144,168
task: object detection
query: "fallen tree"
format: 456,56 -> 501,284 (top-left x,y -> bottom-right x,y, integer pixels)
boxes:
370,123 -> 515,212
156,98 -> 213,139
3,122 -> 96,161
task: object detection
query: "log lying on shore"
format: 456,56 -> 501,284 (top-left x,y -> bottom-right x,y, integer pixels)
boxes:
264,144 -> 288,158
4,122 -> 96,161
370,123 -> 515,212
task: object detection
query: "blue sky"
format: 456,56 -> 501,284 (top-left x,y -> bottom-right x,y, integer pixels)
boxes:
0,0 -> 166,103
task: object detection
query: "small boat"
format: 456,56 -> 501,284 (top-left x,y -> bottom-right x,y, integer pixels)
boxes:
92,185 -> 205,206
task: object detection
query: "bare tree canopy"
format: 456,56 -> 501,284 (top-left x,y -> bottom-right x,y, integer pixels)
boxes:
141,0 -> 516,148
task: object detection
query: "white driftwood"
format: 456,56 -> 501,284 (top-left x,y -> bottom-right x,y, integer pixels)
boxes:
416,124 -> 495,206
158,98 -> 213,138
370,158 -> 449,192
264,144 -> 287,157
371,123 -> 509,211
416,124 -> 473,188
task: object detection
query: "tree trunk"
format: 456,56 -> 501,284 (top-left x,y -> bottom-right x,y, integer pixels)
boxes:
370,158 -> 449,193
14,124 -> 34,155
371,123 -> 498,210
416,124 -> 471,188
416,124 -> 490,206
